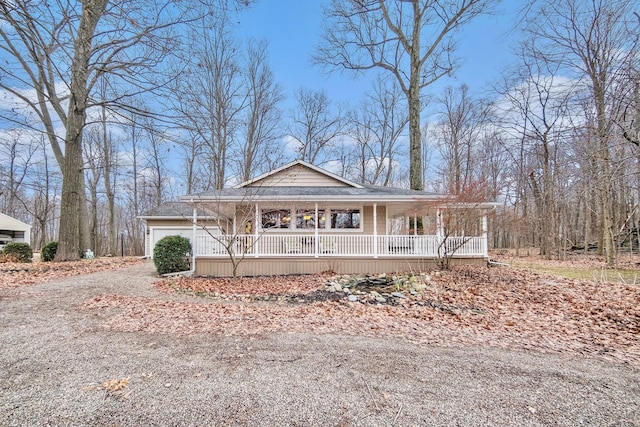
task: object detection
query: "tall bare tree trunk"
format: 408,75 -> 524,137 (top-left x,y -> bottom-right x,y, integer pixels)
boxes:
408,4 -> 423,191
56,0 -> 109,261
101,101 -> 117,255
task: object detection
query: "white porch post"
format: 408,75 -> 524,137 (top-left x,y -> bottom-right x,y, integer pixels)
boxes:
231,207 -> 238,259
254,203 -> 260,257
314,203 -> 319,258
233,212 -> 237,235
436,209 -> 444,242
373,203 -> 378,258
482,213 -> 488,257
192,203 -> 197,273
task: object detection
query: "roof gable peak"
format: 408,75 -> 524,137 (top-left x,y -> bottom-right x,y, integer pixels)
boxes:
234,160 -> 364,189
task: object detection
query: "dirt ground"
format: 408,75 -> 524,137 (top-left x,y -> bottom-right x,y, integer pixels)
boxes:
0,260 -> 639,426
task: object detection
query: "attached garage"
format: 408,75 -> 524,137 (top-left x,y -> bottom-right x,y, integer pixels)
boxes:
147,225 -> 220,257
0,212 -> 31,250
139,202 -> 221,257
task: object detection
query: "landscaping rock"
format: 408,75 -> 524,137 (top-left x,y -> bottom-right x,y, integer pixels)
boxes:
391,291 -> 407,299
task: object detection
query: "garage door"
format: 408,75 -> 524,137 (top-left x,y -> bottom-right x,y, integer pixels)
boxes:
149,226 -> 220,256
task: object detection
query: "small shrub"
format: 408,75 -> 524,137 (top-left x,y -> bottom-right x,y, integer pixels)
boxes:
153,235 -> 192,275
41,241 -> 58,262
3,242 -> 33,263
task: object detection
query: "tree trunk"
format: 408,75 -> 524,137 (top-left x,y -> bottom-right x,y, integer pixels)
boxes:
101,102 -> 117,255
55,0 -> 108,261
408,6 -> 423,192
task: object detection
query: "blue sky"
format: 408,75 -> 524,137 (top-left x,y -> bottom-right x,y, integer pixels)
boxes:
236,1 -> 521,110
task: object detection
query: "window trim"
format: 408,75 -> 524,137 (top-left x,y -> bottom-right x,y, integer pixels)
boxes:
329,207 -> 363,231
259,205 -> 364,232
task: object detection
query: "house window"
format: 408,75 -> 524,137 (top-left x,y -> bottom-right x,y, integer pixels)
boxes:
261,209 -> 291,229
296,209 -> 318,229
331,209 -> 360,229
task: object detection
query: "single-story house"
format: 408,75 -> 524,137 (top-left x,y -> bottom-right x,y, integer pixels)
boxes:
0,212 -> 32,250
141,160 -> 496,276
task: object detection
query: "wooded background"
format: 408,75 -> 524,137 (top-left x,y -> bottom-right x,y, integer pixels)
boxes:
1,0 -> 638,266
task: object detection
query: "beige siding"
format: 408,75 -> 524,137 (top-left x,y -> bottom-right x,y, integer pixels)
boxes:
250,164 -> 350,187
195,256 -> 485,277
362,205 -> 386,234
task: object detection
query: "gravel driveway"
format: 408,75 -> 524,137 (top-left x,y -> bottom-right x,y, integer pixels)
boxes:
1,261 -> 638,426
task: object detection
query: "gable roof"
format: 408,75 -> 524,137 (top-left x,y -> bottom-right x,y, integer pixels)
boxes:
235,160 -> 364,189
138,202 -> 219,220
176,160 -> 496,210
178,160 -> 451,204
0,212 -> 31,232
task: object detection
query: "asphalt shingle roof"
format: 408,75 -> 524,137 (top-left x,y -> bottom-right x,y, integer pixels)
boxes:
140,201 -> 215,218
184,185 -> 442,201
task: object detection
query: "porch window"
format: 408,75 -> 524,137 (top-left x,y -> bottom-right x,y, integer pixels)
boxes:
261,209 -> 291,229
330,209 -> 360,229
296,209 -> 324,229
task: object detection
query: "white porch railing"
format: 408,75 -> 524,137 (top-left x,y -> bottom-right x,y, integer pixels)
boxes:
194,234 -> 486,258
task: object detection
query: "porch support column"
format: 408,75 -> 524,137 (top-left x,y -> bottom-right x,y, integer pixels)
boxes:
482,212 -> 488,257
373,203 -> 378,258
314,203 -> 319,258
436,209 -> 444,243
191,202 -> 197,274
233,210 -> 237,235
254,203 -> 259,258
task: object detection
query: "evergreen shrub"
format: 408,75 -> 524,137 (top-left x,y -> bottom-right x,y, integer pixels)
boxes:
153,235 -> 191,275
41,241 -> 58,262
3,242 -> 33,263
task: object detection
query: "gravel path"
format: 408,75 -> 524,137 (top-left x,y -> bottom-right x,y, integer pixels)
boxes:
1,261 -> 638,426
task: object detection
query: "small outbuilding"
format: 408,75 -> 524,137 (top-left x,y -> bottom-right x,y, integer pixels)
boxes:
0,212 -> 31,250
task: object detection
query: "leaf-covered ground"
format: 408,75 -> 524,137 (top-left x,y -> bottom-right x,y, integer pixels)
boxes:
3,254 -> 637,365
0,257 -> 145,289
86,264 -> 640,367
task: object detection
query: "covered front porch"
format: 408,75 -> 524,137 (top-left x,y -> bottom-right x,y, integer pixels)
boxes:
194,232 -> 487,258
189,201 -> 490,277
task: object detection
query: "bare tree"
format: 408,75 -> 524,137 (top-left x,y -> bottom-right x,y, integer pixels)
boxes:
0,130 -> 37,217
171,13 -> 245,190
142,121 -> 172,209
174,129 -> 206,195
0,0 -> 251,260
494,49 -> 577,258
19,137 -> 60,250
235,39 -> 286,183
432,84 -> 486,195
351,76 -> 409,186
123,113 -> 146,255
523,0 -> 639,265
84,126 -> 105,254
288,87 -> 346,165
315,0 -> 495,191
